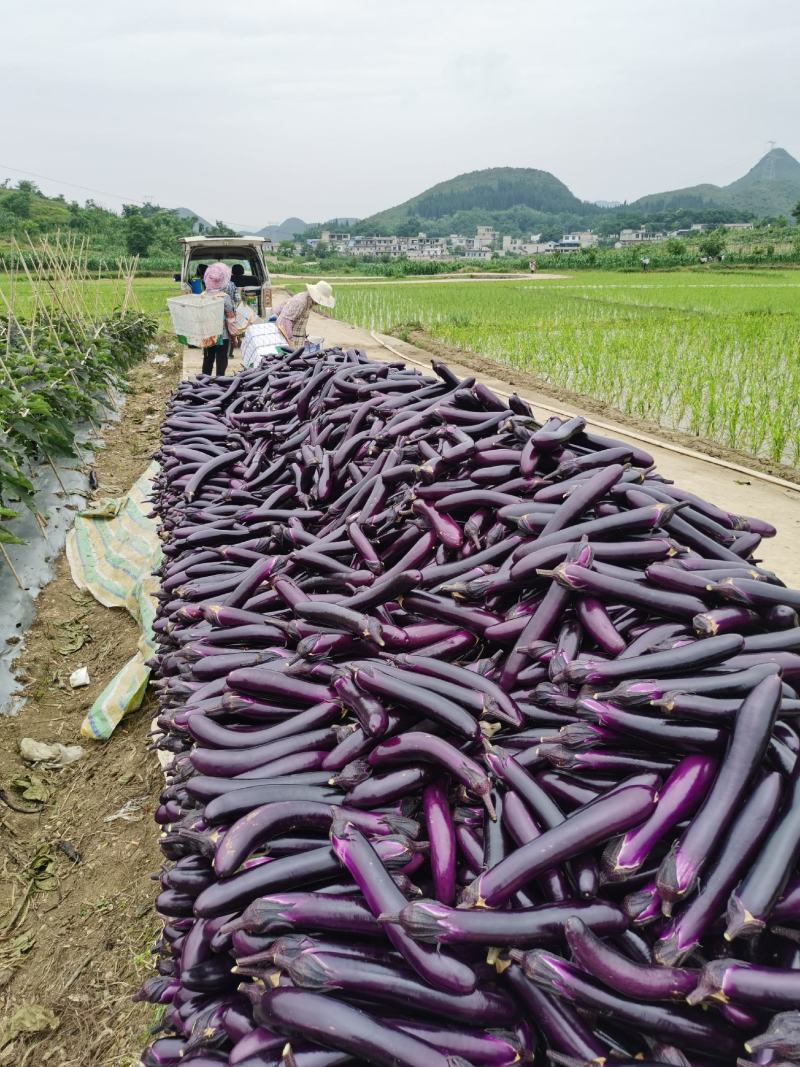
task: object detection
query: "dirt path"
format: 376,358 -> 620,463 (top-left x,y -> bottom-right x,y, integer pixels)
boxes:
286,293 -> 800,586
0,350 -> 181,1067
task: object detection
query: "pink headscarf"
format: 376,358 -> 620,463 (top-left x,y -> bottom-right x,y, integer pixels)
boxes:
204,263 -> 232,291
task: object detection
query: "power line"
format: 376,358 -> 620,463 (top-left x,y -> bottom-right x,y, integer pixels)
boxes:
0,161 -> 262,229
0,162 -> 146,205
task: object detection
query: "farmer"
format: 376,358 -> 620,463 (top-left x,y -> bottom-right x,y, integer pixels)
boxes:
201,262 -> 238,376
276,280 -> 335,349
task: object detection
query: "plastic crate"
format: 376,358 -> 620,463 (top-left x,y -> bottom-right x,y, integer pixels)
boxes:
166,292 -> 225,348
240,322 -> 288,369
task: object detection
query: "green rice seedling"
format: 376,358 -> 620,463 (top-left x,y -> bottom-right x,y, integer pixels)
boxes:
332,270 -> 800,467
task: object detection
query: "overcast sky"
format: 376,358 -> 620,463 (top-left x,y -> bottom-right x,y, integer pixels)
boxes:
1,0 -> 797,227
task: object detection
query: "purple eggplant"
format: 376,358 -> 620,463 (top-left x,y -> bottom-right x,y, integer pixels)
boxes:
688,958 -> 800,1010
330,818 -> 477,995
725,756 -> 800,940
215,801 -> 412,877
544,561 -> 707,619
367,733 -> 495,817
257,987 -> 472,1067
745,1012 -> 800,1059
513,949 -> 740,1058
505,964 -> 607,1062
226,892 -> 381,937
281,949 -> 514,1025
395,898 -> 625,944
656,674 -> 781,910
422,780 -> 457,905
565,916 -> 697,1000
392,653 -> 522,727
578,700 -> 723,752
385,1018 -> 526,1066
461,774 -> 659,908
654,771 -> 783,965
344,766 -> 433,809
353,666 -> 479,741
603,755 -> 718,880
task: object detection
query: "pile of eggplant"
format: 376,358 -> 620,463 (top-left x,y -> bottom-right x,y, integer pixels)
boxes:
140,344 -> 800,1067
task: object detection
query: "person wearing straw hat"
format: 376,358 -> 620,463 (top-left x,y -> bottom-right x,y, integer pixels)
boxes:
275,280 -> 335,350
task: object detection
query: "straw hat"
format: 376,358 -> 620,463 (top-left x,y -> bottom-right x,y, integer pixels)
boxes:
306,279 -> 336,308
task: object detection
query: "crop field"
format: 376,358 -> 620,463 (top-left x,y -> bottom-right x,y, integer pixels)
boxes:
0,273 -> 175,326
328,270 -> 800,466
7,269 -> 797,465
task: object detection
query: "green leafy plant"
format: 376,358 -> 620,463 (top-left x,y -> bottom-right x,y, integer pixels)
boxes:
0,309 -> 157,541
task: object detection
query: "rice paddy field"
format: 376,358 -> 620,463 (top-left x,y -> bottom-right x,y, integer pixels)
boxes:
327,270 -> 800,467
0,273 -> 176,324
5,269 -> 797,466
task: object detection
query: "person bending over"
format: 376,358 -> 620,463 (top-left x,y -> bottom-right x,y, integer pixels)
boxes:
276,280 -> 335,349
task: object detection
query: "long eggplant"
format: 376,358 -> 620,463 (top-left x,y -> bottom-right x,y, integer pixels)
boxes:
656,674 -> 781,910
725,757 -> 800,940
654,771 -> 783,965
258,987 -> 471,1067
461,775 -> 659,908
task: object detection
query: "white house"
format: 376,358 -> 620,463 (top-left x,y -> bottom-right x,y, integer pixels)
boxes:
475,226 -> 499,248
559,231 -> 600,250
615,227 -> 666,248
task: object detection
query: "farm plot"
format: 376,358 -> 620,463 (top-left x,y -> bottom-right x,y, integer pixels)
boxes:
329,271 -> 800,466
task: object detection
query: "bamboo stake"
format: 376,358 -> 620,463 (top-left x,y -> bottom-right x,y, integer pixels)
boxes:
12,241 -> 102,436
0,544 -> 25,590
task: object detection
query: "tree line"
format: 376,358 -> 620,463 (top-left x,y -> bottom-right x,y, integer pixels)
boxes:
0,180 -> 237,261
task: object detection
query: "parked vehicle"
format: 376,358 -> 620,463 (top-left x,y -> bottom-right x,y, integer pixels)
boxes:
174,236 -> 272,317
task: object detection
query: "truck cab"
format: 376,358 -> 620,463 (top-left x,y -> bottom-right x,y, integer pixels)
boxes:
175,236 -> 272,316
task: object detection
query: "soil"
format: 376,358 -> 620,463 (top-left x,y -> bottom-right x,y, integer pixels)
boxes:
0,348 -> 181,1067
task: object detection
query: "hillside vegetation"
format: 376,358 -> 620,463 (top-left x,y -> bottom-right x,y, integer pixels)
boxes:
633,148 -> 800,217
358,167 -> 592,236
0,181 -> 235,270
351,149 -> 800,238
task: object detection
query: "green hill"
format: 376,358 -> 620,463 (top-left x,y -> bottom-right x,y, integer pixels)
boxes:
0,182 -> 72,229
257,217 -> 308,242
632,148 -> 800,217
357,167 -> 594,237
354,150 -> 800,237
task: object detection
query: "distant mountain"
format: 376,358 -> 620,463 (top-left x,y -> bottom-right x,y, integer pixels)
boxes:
632,148 -> 800,217
353,150 -> 800,236
174,207 -> 214,232
257,217 -> 308,242
358,167 -> 591,237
